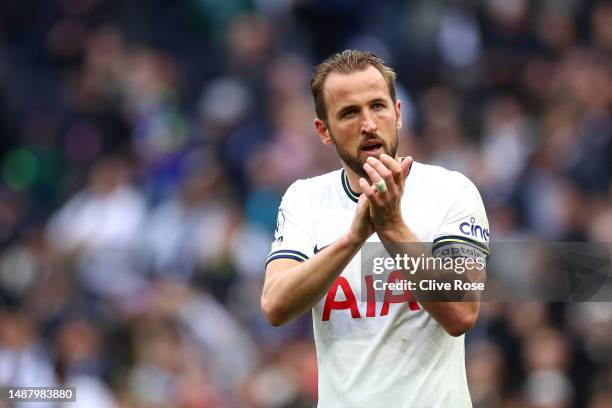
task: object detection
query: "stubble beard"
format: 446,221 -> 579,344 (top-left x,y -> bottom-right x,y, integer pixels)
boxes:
330,130 -> 399,179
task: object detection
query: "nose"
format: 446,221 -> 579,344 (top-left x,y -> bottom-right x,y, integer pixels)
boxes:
360,111 -> 378,134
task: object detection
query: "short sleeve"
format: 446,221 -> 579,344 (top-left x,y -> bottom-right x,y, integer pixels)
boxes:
266,180 -> 315,266
432,175 -> 490,263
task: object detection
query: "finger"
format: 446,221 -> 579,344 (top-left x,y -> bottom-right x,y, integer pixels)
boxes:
368,156 -> 395,189
401,156 -> 413,179
365,157 -> 398,196
359,177 -> 384,207
379,154 -> 403,187
366,156 -> 395,187
363,162 -> 384,187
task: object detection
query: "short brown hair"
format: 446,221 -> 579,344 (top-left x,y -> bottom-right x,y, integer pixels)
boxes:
310,50 -> 397,122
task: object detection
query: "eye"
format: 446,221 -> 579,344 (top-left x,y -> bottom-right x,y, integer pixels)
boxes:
341,109 -> 357,118
372,102 -> 386,110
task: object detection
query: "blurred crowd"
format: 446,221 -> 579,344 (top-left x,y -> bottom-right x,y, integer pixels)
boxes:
0,0 -> 611,407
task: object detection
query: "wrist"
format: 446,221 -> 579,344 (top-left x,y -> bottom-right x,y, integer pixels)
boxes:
342,230 -> 368,249
376,222 -> 414,243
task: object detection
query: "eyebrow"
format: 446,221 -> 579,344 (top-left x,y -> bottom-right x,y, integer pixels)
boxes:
336,98 -> 389,117
370,98 -> 387,105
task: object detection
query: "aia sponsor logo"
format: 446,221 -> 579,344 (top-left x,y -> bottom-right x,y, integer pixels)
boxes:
322,271 -> 420,321
459,217 -> 489,241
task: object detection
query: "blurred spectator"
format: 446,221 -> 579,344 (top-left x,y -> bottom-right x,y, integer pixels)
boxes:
0,1 -> 610,406
46,156 -> 147,298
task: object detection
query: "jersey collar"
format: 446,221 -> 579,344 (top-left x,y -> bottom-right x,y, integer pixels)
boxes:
341,168 -> 360,203
340,157 -> 409,204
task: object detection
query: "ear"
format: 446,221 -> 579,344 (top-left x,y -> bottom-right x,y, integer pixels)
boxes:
395,100 -> 403,130
314,118 -> 333,145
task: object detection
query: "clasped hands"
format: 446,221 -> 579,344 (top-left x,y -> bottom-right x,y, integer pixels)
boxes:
350,154 -> 413,243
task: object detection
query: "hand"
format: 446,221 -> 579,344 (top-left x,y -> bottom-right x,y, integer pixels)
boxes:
346,193 -> 374,244
358,155 -> 413,232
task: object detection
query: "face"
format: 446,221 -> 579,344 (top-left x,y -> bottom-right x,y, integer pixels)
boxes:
314,65 -> 402,178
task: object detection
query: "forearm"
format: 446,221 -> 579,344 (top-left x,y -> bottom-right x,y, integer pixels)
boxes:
262,233 -> 364,326
377,225 -> 482,336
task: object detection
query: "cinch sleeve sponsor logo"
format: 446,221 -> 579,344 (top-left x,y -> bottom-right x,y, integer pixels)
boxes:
459,217 -> 490,241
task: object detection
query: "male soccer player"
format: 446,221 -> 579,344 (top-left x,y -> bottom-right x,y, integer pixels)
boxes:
261,50 -> 489,407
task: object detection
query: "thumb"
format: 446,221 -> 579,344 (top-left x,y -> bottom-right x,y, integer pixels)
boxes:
401,156 -> 413,179
356,193 -> 370,216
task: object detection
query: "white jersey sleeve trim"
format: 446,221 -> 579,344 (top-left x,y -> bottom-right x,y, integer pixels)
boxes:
267,179 -> 315,265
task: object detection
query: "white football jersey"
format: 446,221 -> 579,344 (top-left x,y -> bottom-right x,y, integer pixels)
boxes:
267,161 -> 490,408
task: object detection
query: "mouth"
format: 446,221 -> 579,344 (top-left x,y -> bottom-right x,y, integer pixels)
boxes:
360,140 -> 384,154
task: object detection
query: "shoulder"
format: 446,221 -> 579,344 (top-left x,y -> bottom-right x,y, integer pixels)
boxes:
409,161 -> 477,198
411,161 -> 474,187
284,168 -> 342,199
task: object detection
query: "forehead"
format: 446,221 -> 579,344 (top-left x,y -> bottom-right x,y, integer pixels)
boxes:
323,66 -> 391,111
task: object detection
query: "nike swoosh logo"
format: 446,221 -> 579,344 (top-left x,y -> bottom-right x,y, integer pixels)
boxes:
314,244 -> 331,254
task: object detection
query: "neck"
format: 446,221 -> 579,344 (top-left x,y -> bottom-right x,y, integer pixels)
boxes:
343,165 -> 363,194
